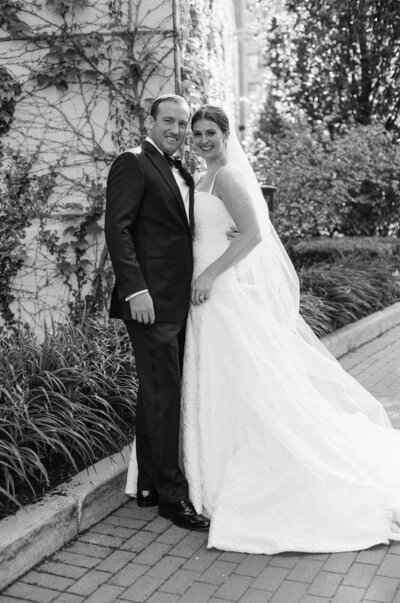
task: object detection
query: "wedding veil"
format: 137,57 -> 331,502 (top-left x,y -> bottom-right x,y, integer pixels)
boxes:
227,132 -> 345,359
226,131 -> 393,426
227,133 -> 302,329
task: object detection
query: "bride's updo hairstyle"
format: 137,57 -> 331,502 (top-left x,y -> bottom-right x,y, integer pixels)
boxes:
191,105 -> 230,134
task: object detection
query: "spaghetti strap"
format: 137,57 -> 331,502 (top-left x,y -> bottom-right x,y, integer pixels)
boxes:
207,169 -> 221,194
207,163 -> 233,194
195,164 -> 236,194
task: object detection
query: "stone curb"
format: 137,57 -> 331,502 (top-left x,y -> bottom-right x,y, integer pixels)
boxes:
1,302 -> 400,591
0,445 -> 131,591
321,301 -> 400,358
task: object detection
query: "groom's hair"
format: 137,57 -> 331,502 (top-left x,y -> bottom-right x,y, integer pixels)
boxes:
150,94 -> 190,119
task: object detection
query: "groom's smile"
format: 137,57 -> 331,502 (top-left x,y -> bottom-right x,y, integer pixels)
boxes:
146,100 -> 190,155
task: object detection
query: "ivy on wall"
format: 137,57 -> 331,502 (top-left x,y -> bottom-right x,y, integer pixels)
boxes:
0,67 -> 22,136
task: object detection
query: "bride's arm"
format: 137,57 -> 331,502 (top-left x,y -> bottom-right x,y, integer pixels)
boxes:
192,165 -> 262,305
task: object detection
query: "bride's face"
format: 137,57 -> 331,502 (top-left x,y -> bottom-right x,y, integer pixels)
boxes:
191,118 -> 228,161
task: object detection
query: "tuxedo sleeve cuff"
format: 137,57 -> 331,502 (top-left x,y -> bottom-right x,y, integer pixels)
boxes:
125,289 -> 149,302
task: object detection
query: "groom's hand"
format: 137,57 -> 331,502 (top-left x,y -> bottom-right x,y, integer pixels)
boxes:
129,292 -> 155,324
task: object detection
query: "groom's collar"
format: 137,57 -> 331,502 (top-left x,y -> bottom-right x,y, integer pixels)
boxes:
145,136 -> 164,156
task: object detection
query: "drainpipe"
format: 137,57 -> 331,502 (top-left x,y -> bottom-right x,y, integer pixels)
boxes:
172,0 -> 181,94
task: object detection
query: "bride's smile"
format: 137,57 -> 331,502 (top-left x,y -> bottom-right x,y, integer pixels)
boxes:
191,119 -> 228,163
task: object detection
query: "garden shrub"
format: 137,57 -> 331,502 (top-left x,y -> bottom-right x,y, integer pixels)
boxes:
252,117 -> 400,243
295,236 -> 400,335
0,317 -> 137,515
289,236 -> 400,269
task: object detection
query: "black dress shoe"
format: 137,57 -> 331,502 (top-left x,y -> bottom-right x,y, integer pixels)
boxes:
158,499 -> 210,531
137,489 -> 159,507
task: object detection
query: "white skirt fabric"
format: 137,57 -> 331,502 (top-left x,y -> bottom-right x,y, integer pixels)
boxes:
181,284 -> 400,554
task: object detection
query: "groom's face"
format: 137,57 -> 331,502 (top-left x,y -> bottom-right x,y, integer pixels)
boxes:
147,100 -> 190,155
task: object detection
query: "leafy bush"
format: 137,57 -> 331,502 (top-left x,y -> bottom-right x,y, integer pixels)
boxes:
252,117 -> 400,243
252,119 -> 337,243
0,318 -> 137,515
328,124 -> 400,237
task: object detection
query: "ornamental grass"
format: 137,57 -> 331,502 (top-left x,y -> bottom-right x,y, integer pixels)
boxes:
299,258 -> 400,335
0,318 -> 137,516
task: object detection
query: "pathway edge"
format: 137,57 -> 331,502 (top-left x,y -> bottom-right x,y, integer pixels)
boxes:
0,445 -> 131,590
321,301 -> 400,358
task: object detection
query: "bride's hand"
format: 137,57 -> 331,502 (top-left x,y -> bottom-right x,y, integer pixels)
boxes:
227,226 -> 239,240
191,271 -> 214,305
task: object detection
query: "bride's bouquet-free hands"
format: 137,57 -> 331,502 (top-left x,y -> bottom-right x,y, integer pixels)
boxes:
191,269 -> 215,305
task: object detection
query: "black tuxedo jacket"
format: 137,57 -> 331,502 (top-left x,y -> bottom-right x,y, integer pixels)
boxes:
105,141 -> 194,323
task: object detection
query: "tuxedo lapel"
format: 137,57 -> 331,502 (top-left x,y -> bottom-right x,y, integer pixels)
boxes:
141,141 -> 192,231
188,180 -> 195,240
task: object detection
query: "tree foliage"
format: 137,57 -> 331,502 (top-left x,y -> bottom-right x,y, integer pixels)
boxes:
266,0 -> 400,131
252,0 -> 400,240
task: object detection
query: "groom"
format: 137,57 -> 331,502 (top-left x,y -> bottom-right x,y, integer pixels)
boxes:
105,94 -> 209,531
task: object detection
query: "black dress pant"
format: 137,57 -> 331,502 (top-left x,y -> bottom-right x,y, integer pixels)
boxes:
125,320 -> 189,504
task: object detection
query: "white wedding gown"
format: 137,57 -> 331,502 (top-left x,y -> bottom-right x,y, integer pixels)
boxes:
180,188 -> 400,554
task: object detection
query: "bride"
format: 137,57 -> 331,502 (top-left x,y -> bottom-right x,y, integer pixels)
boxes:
179,104 -> 400,554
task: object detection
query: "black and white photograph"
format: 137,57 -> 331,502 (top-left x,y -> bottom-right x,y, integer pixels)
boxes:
1,0 -> 400,601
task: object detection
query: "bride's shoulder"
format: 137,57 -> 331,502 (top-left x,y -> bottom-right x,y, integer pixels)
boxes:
215,164 -> 245,189
216,164 -> 242,181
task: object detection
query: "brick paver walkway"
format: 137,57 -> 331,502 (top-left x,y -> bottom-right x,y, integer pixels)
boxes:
1,326 -> 400,603
340,324 -> 400,427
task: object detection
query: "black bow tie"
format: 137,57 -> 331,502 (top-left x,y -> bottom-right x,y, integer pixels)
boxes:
164,152 -> 194,190
164,153 -> 183,169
